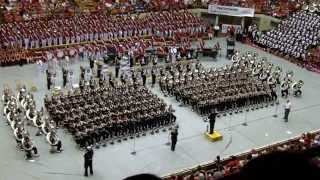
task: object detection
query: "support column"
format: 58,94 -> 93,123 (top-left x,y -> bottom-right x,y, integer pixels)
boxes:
215,15 -> 219,26
241,17 -> 245,28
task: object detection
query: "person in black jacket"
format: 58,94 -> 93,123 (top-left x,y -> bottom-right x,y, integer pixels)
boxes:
84,146 -> 94,177
89,58 -> 94,70
115,59 -> 120,78
208,109 -> 218,134
171,127 -> 178,151
62,67 -> 68,87
46,69 -> 52,90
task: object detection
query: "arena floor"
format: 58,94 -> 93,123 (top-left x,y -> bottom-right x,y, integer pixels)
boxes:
1,38 -> 320,180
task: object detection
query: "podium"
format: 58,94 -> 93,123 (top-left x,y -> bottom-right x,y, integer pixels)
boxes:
205,131 -> 223,142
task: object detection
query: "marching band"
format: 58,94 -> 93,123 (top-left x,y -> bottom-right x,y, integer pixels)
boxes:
2,85 -> 62,160
45,77 -> 176,149
157,51 -> 303,116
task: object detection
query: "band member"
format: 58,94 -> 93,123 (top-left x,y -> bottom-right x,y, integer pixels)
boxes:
47,131 -> 63,153
80,66 -> 85,80
283,100 -> 291,122
281,81 -> 289,98
14,125 -> 24,150
22,134 -> 39,160
141,71 -> 147,86
84,146 -> 94,177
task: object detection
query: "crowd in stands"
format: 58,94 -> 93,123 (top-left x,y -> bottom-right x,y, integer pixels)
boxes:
0,10 -> 205,66
0,10 -> 205,50
256,11 -> 320,62
164,130 -> 320,180
0,0 -> 302,23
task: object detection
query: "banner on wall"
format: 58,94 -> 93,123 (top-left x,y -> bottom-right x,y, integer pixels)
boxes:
208,4 -> 255,17
221,24 -> 242,33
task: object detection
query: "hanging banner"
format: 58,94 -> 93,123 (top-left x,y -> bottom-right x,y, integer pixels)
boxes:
208,4 -> 255,17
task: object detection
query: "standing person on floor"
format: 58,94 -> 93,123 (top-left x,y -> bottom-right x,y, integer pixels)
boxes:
283,99 -> 292,122
84,146 -> 94,177
46,69 -> 52,90
89,57 -> 94,70
115,58 -> 120,78
208,109 -> 218,134
170,126 -> 179,151
62,67 -> 68,87
151,68 -> 156,88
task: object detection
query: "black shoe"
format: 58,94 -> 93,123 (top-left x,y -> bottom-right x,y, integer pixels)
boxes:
84,174 -> 88,177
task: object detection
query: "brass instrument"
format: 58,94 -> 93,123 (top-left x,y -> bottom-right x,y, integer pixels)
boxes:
252,67 -> 261,76
259,72 -> 268,81
14,126 -> 24,142
292,80 -> 304,97
280,81 -> 289,91
22,135 -> 34,151
46,131 -> 59,146
309,3 -> 318,13
33,112 -> 43,128
267,75 -> 276,86
26,107 -> 37,123
41,120 -> 52,135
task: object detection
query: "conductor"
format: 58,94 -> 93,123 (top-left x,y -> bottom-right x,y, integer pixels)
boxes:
208,109 -> 218,134
84,146 -> 94,177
